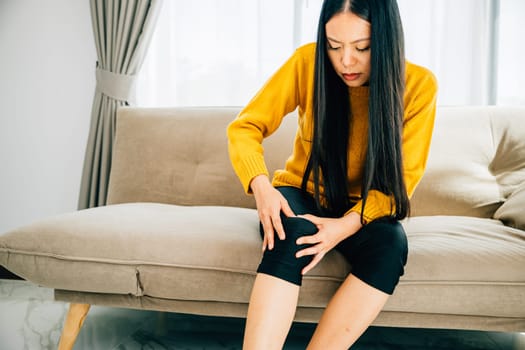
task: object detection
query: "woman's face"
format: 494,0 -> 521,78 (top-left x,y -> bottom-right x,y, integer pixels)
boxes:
325,11 -> 371,87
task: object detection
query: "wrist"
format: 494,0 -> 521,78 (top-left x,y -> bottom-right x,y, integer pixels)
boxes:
341,211 -> 363,237
249,175 -> 271,195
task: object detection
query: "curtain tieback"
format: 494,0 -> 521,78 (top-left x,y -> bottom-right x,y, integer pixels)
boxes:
95,65 -> 136,103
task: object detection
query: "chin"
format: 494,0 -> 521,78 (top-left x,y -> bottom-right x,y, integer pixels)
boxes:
344,81 -> 364,88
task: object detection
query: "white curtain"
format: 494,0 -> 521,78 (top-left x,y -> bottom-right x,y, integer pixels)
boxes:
137,0 -> 524,108
496,0 -> 525,105
137,0 -> 322,107
398,0 -> 497,105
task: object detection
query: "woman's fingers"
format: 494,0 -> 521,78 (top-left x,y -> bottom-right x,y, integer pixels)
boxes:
295,232 -> 326,275
255,186 -> 296,250
297,213 -> 321,225
295,245 -> 319,258
260,208 -> 287,251
301,252 -> 324,275
260,216 -> 274,251
281,198 -> 295,218
272,213 -> 286,241
274,195 -> 294,240
296,233 -> 322,246
261,231 -> 268,252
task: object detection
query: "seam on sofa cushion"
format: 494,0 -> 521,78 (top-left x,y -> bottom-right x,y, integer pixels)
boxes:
2,249 -> 347,281
4,249 -> 523,285
1,249 -> 255,273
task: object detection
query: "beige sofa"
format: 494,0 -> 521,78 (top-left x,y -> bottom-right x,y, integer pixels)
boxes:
1,106 -> 524,348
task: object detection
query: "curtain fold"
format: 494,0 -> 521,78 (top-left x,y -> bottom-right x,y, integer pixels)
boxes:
78,0 -> 162,209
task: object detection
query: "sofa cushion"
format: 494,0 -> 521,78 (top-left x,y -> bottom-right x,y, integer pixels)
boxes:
1,203 -> 524,318
494,183 -> 525,230
410,106 -> 525,219
0,203 -> 349,306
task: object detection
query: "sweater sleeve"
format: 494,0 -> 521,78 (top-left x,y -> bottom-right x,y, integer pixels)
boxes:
347,65 -> 438,222
226,46 -> 309,193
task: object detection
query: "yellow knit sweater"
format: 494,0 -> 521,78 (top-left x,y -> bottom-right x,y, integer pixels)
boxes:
227,43 -> 438,222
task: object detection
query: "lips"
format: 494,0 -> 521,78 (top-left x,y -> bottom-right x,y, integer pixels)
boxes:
342,73 -> 361,81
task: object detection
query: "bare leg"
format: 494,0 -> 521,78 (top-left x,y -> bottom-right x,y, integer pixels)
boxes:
58,303 -> 91,350
243,273 -> 300,350
307,274 -> 389,349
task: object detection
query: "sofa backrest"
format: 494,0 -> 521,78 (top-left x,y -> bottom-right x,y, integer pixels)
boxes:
410,106 -> 525,230
108,106 -> 525,230
107,107 -> 297,209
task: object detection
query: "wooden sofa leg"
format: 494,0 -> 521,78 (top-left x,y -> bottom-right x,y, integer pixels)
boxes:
58,303 -> 91,350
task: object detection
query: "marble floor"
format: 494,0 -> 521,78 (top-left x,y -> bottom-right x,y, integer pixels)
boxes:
0,279 -> 523,350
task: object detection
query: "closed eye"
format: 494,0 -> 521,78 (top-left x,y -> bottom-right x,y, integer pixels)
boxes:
327,43 -> 341,50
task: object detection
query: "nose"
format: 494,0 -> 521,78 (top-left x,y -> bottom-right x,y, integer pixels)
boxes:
341,47 -> 356,68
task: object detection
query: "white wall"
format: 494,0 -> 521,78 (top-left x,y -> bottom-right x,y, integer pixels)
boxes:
0,1 -> 96,233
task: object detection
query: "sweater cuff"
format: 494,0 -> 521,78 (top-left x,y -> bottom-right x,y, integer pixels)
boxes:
346,190 -> 394,223
237,153 -> 269,194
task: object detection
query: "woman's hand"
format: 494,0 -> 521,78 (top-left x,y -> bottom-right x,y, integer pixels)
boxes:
295,212 -> 362,275
250,175 -> 295,251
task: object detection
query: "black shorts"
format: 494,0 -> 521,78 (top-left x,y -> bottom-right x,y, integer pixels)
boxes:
256,186 -> 408,295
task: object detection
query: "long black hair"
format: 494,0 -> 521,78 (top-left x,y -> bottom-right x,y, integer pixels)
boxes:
301,0 -> 409,222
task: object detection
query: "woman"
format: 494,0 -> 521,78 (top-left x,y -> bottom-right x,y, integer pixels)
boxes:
227,0 -> 437,348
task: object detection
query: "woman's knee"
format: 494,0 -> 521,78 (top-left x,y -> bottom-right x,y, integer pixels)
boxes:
367,220 -> 408,262
345,220 -> 408,294
257,216 -> 318,286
